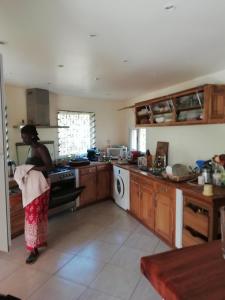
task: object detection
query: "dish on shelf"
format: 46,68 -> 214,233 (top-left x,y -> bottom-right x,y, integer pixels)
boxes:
155,116 -> 165,123
137,108 -> 148,116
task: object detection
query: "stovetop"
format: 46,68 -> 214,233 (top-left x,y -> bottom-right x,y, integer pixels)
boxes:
48,166 -> 75,183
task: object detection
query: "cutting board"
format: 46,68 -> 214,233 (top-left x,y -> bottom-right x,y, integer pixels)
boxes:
156,141 -> 169,165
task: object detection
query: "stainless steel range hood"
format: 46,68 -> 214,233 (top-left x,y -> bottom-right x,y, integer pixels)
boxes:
26,88 -> 50,126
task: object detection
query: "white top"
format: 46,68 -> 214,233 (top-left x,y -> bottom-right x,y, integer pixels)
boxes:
14,164 -> 50,208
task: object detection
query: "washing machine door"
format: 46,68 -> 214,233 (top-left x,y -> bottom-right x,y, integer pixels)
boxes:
115,175 -> 125,199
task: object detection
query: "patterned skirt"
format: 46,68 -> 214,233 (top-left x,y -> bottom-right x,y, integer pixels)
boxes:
24,190 -> 50,251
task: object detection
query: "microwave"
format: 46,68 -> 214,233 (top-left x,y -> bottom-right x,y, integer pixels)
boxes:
106,147 -> 127,159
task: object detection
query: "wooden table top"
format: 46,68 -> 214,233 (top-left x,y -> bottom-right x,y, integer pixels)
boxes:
141,241 -> 225,300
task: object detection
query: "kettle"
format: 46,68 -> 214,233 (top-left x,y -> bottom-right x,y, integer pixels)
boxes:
8,160 -> 16,177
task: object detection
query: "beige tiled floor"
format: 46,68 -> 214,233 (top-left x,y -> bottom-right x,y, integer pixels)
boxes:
0,200 -> 170,300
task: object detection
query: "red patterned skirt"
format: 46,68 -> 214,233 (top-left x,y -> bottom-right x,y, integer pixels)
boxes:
24,190 -> 50,251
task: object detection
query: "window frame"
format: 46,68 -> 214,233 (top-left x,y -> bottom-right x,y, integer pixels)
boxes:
57,110 -> 96,157
129,128 -> 146,153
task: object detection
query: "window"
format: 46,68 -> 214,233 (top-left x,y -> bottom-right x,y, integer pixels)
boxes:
57,111 -> 96,156
130,128 -> 146,152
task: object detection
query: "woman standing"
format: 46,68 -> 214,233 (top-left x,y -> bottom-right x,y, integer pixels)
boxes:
20,125 -> 52,263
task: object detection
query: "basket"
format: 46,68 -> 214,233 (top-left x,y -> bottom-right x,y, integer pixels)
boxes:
161,172 -> 197,182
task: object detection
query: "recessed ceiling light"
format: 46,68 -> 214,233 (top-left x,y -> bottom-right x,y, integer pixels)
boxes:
0,41 -> 7,45
164,3 -> 176,11
89,34 -> 97,38
58,64 -> 64,68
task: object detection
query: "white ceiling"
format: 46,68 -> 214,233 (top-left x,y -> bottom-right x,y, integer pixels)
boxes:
1,0 -> 225,101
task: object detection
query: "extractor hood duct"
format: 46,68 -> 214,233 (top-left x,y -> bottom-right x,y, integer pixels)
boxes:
26,88 -> 50,126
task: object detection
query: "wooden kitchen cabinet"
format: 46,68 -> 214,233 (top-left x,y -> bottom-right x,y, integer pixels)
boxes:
130,174 -> 141,219
79,163 -> 112,207
207,84 -> 225,123
154,182 -> 176,245
182,194 -> 211,247
96,164 -> 112,200
10,192 -> 24,238
135,84 -> 225,127
79,166 -> 97,206
130,173 -> 155,230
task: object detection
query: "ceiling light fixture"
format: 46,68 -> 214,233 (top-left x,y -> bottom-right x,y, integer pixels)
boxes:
164,3 -> 176,11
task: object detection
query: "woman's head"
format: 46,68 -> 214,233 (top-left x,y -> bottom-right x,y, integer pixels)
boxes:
21,124 -> 40,145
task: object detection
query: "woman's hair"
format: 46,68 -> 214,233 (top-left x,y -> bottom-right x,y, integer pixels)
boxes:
21,124 -> 40,141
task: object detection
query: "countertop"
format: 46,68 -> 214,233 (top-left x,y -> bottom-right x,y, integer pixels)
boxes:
141,240 -> 224,300
113,162 -> 225,205
8,161 -> 225,205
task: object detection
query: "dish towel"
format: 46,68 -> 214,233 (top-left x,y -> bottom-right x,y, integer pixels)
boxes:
14,164 -> 50,208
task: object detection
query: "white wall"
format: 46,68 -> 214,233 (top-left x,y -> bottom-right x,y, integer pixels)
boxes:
5,84 -> 127,163
125,68 -> 225,166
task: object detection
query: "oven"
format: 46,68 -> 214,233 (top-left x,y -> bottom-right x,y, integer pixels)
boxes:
48,167 -> 84,212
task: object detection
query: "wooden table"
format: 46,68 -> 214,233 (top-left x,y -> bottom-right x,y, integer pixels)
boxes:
141,241 -> 225,300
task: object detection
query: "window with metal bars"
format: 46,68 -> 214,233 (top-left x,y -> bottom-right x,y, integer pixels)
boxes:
57,111 -> 96,156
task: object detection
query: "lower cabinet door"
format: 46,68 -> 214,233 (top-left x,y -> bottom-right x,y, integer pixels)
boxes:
130,179 -> 140,218
155,192 -> 174,245
140,184 -> 155,230
97,170 -> 111,200
79,173 -> 97,206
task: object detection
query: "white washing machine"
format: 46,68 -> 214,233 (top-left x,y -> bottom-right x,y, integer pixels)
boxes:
113,165 -> 130,210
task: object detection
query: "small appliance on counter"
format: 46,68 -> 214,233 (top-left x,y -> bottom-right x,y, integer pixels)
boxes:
106,146 -> 127,160
87,148 -> 100,161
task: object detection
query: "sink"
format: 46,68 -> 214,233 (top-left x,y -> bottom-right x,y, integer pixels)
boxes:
186,179 -> 199,186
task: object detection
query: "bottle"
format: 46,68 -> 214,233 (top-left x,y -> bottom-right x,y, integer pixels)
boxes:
8,160 -> 14,177
146,149 -> 152,168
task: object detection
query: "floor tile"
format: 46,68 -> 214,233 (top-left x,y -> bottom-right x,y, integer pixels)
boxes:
0,258 -> 20,282
0,265 -> 50,299
153,240 -> 171,254
109,246 -> 149,275
30,249 -> 74,274
56,255 -> 105,285
130,277 -> 161,300
96,228 -> 131,246
78,288 -> 121,300
29,276 -> 86,300
90,264 -> 140,300
77,240 -> 121,263
124,232 -> 159,253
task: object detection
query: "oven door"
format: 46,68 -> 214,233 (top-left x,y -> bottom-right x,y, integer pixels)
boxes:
49,178 -> 83,209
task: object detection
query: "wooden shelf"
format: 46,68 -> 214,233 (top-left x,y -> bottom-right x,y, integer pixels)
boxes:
135,84 -> 225,127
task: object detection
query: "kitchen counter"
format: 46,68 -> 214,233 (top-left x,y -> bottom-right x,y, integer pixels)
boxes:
113,162 -> 225,204
141,240 -> 225,300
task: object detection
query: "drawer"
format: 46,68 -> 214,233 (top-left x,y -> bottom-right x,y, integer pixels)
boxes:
183,207 -> 208,237
154,182 -> 175,196
130,172 -> 154,187
79,166 -> 96,175
96,164 -> 111,171
183,228 -> 206,247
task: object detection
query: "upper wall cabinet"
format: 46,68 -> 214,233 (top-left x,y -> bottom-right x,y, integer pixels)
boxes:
135,84 -> 225,127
